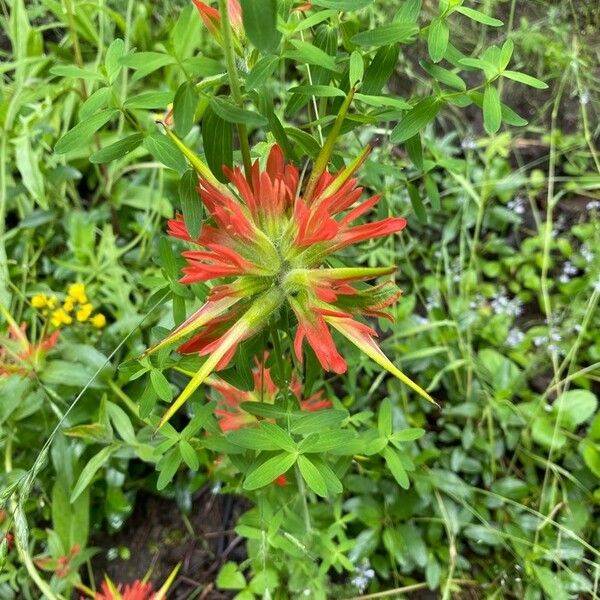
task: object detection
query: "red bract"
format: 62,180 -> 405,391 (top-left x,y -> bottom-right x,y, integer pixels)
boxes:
93,580 -> 156,600
192,0 -> 243,48
0,322 -> 59,377
147,144 -> 434,427
207,353 -> 332,432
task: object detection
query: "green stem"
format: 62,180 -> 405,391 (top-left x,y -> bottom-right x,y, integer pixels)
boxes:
294,464 -> 312,538
218,0 -> 253,181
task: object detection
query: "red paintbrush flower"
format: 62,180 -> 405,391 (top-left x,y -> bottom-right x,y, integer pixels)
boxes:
93,580 -> 156,600
207,353 -> 332,432
192,0 -> 243,50
147,144 -> 434,427
0,319 -> 59,377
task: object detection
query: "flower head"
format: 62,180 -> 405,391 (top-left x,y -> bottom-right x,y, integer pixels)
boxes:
148,144 -> 434,427
0,321 -> 59,377
192,0 -> 243,48
93,580 -> 156,600
207,353 -> 332,432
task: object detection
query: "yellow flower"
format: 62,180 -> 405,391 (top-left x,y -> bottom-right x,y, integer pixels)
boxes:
47,296 -> 58,309
31,294 -> 48,308
63,297 -> 75,313
68,283 -> 88,304
50,308 -> 73,328
90,313 -> 106,328
76,303 -> 93,322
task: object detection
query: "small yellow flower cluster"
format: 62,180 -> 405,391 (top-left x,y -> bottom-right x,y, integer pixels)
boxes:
31,283 -> 107,330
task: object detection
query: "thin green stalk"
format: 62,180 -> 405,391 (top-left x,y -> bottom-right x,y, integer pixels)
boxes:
294,463 -> 312,537
218,0 -> 252,181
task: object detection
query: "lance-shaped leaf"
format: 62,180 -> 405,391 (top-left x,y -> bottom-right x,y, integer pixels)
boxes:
158,287 -> 284,428
326,316 -> 437,405
142,296 -> 240,358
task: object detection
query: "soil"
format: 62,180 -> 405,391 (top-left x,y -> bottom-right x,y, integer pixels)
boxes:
87,488 -> 247,599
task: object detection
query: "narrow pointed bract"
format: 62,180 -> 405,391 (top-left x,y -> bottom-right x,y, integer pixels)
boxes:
148,144 -> 433,427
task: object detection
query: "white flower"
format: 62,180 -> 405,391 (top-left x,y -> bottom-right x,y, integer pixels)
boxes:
506,328 -> 525,347
491,293 -> 523,317
461,136 -> 477,150
593,278 -> 600,293
580,245 -> 594,263
508,196 -> 526,215
580,89 -> 590,105
533,335 -> 547,347
352,561 -> 375,592
586,200 -> 600,210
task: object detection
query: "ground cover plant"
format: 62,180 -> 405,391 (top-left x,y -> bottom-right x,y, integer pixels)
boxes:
1,0 -> 599,598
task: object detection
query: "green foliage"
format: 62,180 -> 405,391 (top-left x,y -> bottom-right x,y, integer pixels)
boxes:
0,0 -> 599,599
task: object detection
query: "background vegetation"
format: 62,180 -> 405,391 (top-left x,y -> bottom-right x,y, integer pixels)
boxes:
1,0 -> 599,598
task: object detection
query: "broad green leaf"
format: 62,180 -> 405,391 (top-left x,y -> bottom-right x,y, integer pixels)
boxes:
209,96 -> 268,127
240,0 -> 281,52
427,18 -> 448,63
217,562 -> 246,590
80,86 -> 111,120
396,0 -> 422,22
455,6 -> 503,27
202,104 -> 233,183
124,91 -> 174,109
50,65 -> 103,80
483,84 -> 501,134
89,133 -> 144,163
351,23 -> 419,47
226,428 -> 280,451
362,44 -> 399,95
105,38 -> 125,83
390,97 -> 440,143
349,50 -> 364,86
260,423 -> 297,452
150,369 -> 172,402
179,439 -> 199,470
297,430 -> 359,453
246,55 -> 279,90
502,70 -> 548,89
244,452 -> 297,490
297,455 -> 328,497
173,81 -> 199,137
119,51 -> 177,80
285,40 -> 337,71
144,133 -> 187,172
55,109 -> 119,154
288,84 -> 346,98
179,169 -> 203,239
555,389 -> 597,430
408,182 -> 427,223
378,398 -> 392,437
70,446 -> 116,501
420,60 -> 465,90
383,446 -> 409,489
291,409 -> 348,435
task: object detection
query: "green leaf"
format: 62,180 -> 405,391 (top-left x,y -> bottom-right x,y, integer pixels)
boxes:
288,84 -> 346,98
455,6 -> 503,27
349,50 -> 364,86
483,84 -> 502,134
499,39 -> 514,70
217,562 -> 246,590
427,18 -> 448,63
227,428 -> 280,451
290,409 -> 348,435
354,94 -> 410,109
150,369 -> 172,402
285,40 -> 337,71
240,0 -> 281,53
408,181 -> 427,223
70,446 -> 115,502
119,51 -> 177,80
260,423 -> 296,452
124,91 -> 174,109
390,97 -> 440,143
89,133 -> 144,164
246,55 -> 280,90
351,23 -> 418,47
106,402 -> 136,444
396,0 -> 422,22
383,446 -> 409,489
424,173 -> 441,210
50,65 -> 103,80
420,60 -> 465,90
105,38 -> 125,83
209,96 -> 268,128
297,455 -> 328,497
390,428 -> 425,443
555,389 -> 597,430
179,169 -> 203,239
173,81 -> 199,137
244,452 -> 297,490
405,134 -> 423,169
378,398 -> 392,437
80,86 -> 111,120
55,109 -> 119,154
156,448 -> 182,490
502,70 -> 548,89
202,104 -> 233,183
144,133 -> 187,172
362,44 -> 400,95
311,0 -> 373,8
179,439 -> 199,470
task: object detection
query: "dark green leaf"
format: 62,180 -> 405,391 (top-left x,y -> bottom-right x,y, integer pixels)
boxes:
246,55 -> 279,90
352,23 -> 418,47
285,40 -> 337,71
89,133 -> 144,163
455,6 -> 503,27
209,96 -> 268,127
124,91 -> 174,109
408,182 -> 427,223
240,0 -> 281,52
383,446 -> 409,489
244,452 -> 297,490
179,169 -> 203,239
55,109 -> 119,154
390,97 -> 440,143
420,60 -> 466,90
71,446 -> 115,501
427,18 -> 448,63
144,133 -> 187,172
179,439 -> 199,470
405,134 -> 423,169
173,82 -> 199,137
